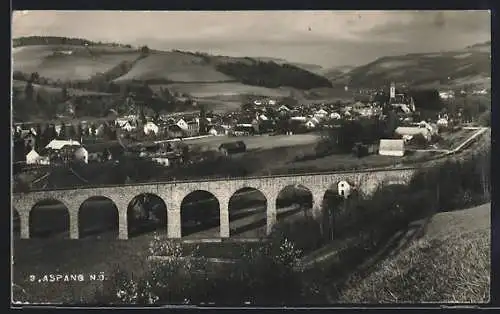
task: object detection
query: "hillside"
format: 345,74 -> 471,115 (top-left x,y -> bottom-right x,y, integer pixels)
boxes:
330,42 -> 491,89
340,203 -> 491,303
12,37 -> 332,95
253,57 -> 324,74
322,65 -> 355,81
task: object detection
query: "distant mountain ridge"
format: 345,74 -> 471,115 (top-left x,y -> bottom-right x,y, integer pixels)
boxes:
329,41 -> 491,89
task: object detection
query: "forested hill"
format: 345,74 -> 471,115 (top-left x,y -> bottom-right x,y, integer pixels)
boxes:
13,36 -> 332,90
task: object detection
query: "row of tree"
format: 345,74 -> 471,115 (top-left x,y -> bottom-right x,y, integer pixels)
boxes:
215,61 -> 332,90
13,36 -> 133,48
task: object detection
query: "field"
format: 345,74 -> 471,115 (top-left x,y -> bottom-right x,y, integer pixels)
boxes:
339,203 -> 491,303
113,51 -> 234,83
13,45 -> 141,81
183,134 -> 321,151
12,80 -> 113,98
153,82 -> 291,98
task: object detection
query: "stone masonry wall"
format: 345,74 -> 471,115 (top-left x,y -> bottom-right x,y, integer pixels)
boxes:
12,168 -> 417,240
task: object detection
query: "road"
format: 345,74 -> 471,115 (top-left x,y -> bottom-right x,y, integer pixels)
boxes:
412,127 -> 488,154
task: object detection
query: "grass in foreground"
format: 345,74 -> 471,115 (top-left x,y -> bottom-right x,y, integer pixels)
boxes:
338,205 -> 491,303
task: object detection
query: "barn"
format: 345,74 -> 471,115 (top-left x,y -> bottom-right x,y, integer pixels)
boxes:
218,141 -> 247,156
378,139 -> 405,157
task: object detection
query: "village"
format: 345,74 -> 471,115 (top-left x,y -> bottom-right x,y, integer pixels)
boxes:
13,81 -> 486,182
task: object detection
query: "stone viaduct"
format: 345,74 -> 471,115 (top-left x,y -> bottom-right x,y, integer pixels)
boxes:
12,167 -> 418,240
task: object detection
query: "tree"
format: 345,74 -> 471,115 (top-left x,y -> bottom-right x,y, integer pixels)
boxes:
103,123 -> 117,141
408,89 -> 444,111
199,105 -> 208,135
75,123 -> 83,140
140,45 -> 150,57
120,84 -> 129,99
34,124 -> 42,141
58,123 -> 67,139
61,86 -> 69,100
30,72 -> 40,84
44,124 -> 57,143
385,110 -> 399,138
67,123 -> 76,139
138,106 -> 146,125
24,82 -> 34,101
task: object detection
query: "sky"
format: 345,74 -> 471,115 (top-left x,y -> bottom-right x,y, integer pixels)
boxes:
12,10 -> 491,68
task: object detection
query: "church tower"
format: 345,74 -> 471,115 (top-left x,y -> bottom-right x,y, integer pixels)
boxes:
390,82 -> 396,100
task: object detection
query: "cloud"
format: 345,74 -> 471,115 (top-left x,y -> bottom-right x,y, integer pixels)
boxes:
11,10 -> 491,67
11,10 -> 411,44
356,11 -> 490,41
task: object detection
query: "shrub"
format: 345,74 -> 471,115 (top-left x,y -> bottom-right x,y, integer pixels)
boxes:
95,231 -> 304,305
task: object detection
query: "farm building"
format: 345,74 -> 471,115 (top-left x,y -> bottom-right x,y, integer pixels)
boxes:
143,122 -> 159,135
45,139 -> 81,150
26,149 -> 49,165
278,105 -> 291,112
176,119 -> 189,131
395,126 -> 431,142
118,120 -> 136,132
330,112 -> 341,120
208,125 -> 226,136
305,119 -> 317,129
379,139 -> 405,157
152,157 -> 170,167
74,147 -> 89,164
437,118 -> 449,128
218,141 -> 247,156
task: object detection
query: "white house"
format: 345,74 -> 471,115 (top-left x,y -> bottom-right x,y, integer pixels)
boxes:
417,121 -> 439,136
305,120 -> 317,129
439,91 -> 455,100
195,117 -> 212,125
115,117 -> 129,125
308,117 -> 320,125
208,128 -> 219,136
337,180 -> 353,199
176,119 -> 189,131
258,114 -> 269,121
314,109 -> 328,119
395,126 -> 431,141
45,139 -> 81,150
152,157 -> 170,167
437,118 -> 449,128
74,147 -> 89,164
254,100 -> 263,106
119,121 -> 136,132
208,125 -> 226,136
330,112 -> 341,120
26,149 -> 40,164
379,139 -> 405,157
290,116 -> 307,122
278,105 -> 291,112
268,99 -> 277,105
143,121 -> 159,135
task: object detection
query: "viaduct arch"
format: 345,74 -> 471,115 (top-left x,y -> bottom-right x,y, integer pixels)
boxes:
12,168 -> 417,240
